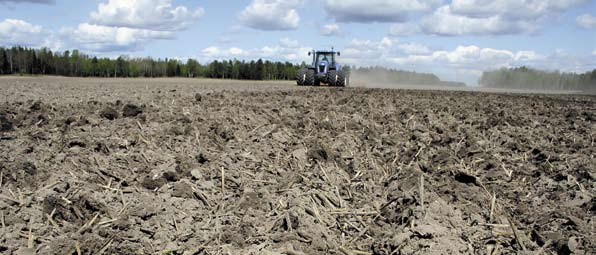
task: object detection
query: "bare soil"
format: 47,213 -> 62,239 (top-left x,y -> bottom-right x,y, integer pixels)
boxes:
0,77 -> 594,255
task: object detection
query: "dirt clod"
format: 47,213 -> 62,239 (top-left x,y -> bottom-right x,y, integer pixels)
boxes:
172,179 -> 194,198
30,101 -> 43,111
141,175 -> 166,190
42,193 -> 108,224
196,152 -> 208,164
168,125 -> 191,136
307,143 -> 333,162
100,107 -> 119,120
163,171 -> 179,182
122,103 -> 143,117
64,116 -> 77,125
454,171 -> 478,184
0,113 -> 13,132
21,160 -> 37,175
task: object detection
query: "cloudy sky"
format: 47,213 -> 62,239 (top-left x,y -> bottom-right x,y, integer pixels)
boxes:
0,0 -> 595,85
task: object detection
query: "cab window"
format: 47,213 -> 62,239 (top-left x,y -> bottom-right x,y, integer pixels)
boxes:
317,53 -> 334,64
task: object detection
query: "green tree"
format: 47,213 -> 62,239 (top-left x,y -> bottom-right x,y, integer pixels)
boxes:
186,58 -> 199,77
0,48 -> 10,74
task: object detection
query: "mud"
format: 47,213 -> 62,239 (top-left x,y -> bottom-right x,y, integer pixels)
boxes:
0,77 -> 594,254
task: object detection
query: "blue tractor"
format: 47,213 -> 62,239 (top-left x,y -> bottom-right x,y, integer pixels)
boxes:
296,49 -> 349,87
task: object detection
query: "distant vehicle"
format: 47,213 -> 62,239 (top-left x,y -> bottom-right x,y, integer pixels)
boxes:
296,49 -> 349,87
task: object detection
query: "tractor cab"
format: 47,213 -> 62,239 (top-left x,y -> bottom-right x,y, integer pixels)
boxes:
309,50 -> 340,78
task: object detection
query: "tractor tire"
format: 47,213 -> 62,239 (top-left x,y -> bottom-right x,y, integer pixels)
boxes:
337,70 -> 348,87
327,70 -> 338,86
296,68 -> 307,86
305,69 -> 315,86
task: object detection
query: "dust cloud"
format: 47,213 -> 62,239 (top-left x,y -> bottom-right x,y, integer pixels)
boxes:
350,70 -> 397,88
349,69 -> 466,90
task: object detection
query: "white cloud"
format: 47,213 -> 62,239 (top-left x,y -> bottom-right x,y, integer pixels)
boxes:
387,45 -> 549,85
389,23 -> 420,36
201,47 -> 220,58
449,0 -> 587,20
389,46 -> 539,67
419,0 -> 588,36
199,38 -> 311,63
62,23 -> 174,52
340,36 -> 595,85
0,19 -> 47,47
386,46 -> 555,83
421,6 -> 538,36
52,0 -> 203,52
341,37 -> 395,64
325,0 -> 441,23
576,14 -> 596,29
228,47 -> 244,55
536,50 -> 596,74
279,37 -> 299,48
239,0 -> 302,31
90,0 -> 203,31
397,43 -> 431,55
3,0 -> 201,53
399,46 -> 593,84
321,23 -> 340,36
201,46 -> 246,58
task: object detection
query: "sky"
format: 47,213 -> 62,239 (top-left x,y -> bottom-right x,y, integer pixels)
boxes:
0,0 -> 595,85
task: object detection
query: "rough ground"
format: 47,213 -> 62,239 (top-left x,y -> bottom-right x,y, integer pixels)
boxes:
0,77 -> 594,255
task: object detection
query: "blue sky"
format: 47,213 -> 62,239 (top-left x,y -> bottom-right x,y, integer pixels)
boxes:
0,0 -> 595,85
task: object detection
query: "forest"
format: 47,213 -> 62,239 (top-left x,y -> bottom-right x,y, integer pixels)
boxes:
480,66 -> 596,92
0,46 -> 461,86
0,46 -> 299,80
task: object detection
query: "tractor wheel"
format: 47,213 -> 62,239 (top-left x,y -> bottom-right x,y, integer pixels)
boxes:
305,69 -> 315,86
327,70 -> 338,86
337,70 -> 348,87
296,68 -> 307,86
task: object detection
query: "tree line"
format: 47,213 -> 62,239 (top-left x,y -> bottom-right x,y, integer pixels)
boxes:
0,46 -> 300,80
0,46 -> 469,87
480,66 -> 596,92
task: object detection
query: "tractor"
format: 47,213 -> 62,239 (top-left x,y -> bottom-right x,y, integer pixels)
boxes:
296,49 -> 349,87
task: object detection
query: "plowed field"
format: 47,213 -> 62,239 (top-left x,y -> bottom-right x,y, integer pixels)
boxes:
0,77 -> 594,255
